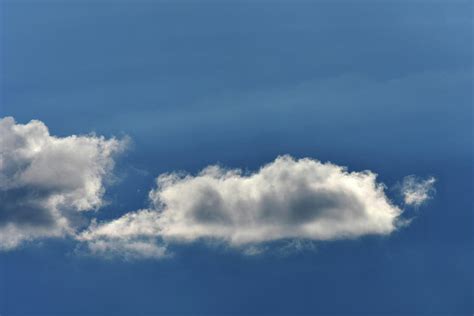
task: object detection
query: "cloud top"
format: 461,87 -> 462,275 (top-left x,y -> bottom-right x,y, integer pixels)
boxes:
0,117 -> 125,250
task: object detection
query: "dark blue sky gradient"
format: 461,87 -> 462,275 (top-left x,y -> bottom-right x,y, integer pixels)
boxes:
1,1 -> 472,314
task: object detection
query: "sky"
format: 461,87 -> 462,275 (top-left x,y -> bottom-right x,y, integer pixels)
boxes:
0,0 -> 473,315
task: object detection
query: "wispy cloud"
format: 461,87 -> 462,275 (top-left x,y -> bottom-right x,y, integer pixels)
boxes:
400,175 -> 436,207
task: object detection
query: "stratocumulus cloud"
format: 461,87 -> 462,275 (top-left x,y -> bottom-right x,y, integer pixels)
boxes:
79,156 -> 407,258
0,117 -> 125,250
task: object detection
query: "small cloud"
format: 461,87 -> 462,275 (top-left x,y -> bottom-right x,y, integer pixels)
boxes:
400,175 -> 436,207
83,238 -> 169,261
242,245 -> 266,256
278,239 -> 317,256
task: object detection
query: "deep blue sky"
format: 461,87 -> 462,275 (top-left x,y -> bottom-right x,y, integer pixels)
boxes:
1,0 -> 473,315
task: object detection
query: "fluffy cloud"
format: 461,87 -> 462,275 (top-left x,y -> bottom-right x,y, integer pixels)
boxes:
400,175 -> 436,206
0,116 -> 436,258
80,155 -> 406,258
0,117 -> 125,250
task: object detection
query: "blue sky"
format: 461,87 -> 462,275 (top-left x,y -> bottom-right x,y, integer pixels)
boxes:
0,0 -> 473,315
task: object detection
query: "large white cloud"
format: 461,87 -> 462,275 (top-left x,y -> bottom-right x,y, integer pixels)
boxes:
0,117 -> 125,250
80,155 -> 407,259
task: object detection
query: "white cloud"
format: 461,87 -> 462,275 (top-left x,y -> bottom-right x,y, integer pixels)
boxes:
0,116 -> 436,258
80,155 -> 405,258
400,175 -> 436,207
0,117 -> 125,250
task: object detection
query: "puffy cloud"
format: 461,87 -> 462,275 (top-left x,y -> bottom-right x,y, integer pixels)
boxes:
0,116 -> 435,258
400,175 -> 436,206
0,117 -> 125,250
80,155 -> 405,258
